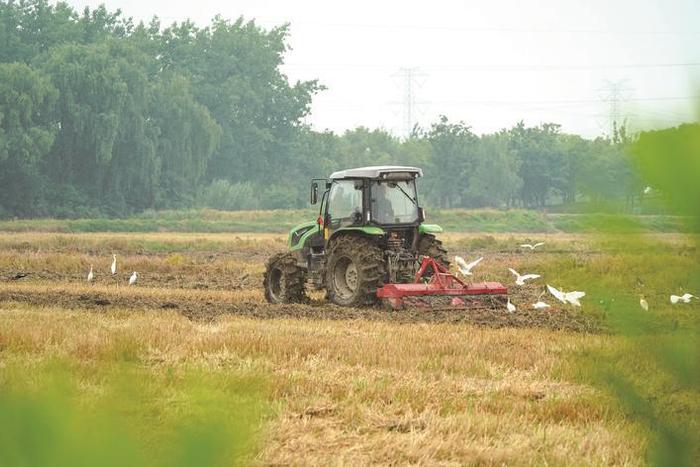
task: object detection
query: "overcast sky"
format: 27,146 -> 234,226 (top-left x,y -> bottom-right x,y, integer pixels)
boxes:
65,0 -> 700,138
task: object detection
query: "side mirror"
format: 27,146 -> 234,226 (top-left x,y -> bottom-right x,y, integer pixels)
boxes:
418,207 -> 425,223
310,182 -> 318,205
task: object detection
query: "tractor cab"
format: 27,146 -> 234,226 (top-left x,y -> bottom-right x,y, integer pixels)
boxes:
312,166 -> 425,235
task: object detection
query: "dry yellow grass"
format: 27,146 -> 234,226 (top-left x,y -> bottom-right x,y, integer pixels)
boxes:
3,229 -> 698,464
0,303 -> 641,465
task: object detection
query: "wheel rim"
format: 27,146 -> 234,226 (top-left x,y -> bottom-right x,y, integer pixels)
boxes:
268,267 -> 284,301
333,257 -> 358,300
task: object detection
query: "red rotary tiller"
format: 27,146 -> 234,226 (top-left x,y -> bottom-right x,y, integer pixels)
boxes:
376,256 -> 508,309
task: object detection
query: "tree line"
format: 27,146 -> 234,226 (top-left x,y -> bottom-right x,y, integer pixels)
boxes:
0,0 -> 684,218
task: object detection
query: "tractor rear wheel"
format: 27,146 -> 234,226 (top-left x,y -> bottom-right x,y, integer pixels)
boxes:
263,252 -> 307,304
418,234 -> 450,268
325,235 -> 384,307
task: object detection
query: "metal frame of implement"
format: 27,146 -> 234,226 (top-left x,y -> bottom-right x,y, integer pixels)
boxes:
376,256 -> 507,309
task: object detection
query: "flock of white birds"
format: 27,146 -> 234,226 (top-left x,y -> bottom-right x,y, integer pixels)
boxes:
84,240 -> 695,311
86,254 -> 138,285
454,241 -> 569,313
455,241 -> 697,313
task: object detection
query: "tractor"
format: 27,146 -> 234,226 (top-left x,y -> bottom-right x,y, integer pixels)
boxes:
263,166 -> 506,308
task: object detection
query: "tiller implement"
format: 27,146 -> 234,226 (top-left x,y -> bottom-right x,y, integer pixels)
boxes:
377,256 -> 508,309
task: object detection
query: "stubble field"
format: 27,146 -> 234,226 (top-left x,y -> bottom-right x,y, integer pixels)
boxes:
1,229 -> 698,465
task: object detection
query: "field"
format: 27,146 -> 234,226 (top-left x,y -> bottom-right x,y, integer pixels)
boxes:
1,220 -> 699,465
0,208 -> 689,234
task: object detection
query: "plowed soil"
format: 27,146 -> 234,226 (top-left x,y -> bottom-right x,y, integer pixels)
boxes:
0,284 -> 601,332
0,231 -> 604,333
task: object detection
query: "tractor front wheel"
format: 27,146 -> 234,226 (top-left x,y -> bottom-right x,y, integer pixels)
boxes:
263,252 -> 307,304
325,235 -> 384,307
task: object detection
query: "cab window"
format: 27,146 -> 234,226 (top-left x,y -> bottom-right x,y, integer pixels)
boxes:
328,180 -> 363,223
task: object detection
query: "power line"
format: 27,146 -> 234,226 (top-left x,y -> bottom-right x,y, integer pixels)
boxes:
431,96 -> 699,105
317,96 -> 699,109
284,62 -> 700,71
228,18 -> 700,36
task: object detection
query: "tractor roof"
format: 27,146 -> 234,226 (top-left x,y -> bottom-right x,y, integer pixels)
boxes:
329,165 -> 423,180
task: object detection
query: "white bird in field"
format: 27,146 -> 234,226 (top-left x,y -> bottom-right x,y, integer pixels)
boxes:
547,284 -> 586,307
639,296 -> 649,311
455,256 -> 483,276
508,268 -> 541,286
87,265 -> 94,282
670,293 -> 695,304
643,186 -> 652,195
110,254 -> 117,275
506,298 -> 516,313
128,271 -> 138,285
520,242 -> 545,250
532,301 -> 551,310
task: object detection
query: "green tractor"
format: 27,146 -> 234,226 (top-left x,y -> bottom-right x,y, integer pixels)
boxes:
263,166 -> 450,307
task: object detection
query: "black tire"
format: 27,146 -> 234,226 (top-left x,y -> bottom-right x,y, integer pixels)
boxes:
263,252 -> 307,304
418,234 -> 450,269
325,235 -> 385,307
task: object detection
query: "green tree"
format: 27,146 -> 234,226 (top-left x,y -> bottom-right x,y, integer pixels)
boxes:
158,17 -> 321,188
151,75 -> 221,209
467,132 -> 521,207
41,41 -> 158,215
425,116 -> 479,208
0,62 -> 56,216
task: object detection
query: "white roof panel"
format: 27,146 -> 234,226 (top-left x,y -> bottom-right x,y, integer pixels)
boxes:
329,165 -> 422,180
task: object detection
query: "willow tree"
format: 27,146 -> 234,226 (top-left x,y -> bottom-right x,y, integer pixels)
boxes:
158,17 -> 321,187
0,62 -> 56,216
151,75 -> 221,208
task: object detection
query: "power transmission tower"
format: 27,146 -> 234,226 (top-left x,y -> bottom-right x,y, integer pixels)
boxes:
392,67 -> 427,137
598,79 -> 634,140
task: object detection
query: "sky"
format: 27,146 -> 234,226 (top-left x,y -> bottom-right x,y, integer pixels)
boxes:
65,0 -> 700,138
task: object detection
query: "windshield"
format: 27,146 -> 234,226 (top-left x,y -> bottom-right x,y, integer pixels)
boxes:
370,180 -> 419,224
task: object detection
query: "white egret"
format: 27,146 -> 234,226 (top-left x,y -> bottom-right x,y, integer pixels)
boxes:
508,268 -> 541,286
128,271 -> 138,285
547,284 -> 586,307
520,242 -> 544,250
87,265 -> 94,282
506,299 -> 516,312
532,301 -> 551,309
670,293 -> 695,304
640,296 -> 649,311
454,256 -> 483,276
110,254 -> 117,275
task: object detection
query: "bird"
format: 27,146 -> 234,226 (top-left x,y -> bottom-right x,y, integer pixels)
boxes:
643,186 -> 652,195
455,256 -> 483,276
532,301 -> 551,310
128,271 -> 138,285
506,299 -> 516,312
508,268 -> 541,286
639,296 -> 649,311
87,265 -> 94,282
547,284 -> 586,307
520,242 -> 545,250
110,254 -> 117,275
670,293 -> 695,304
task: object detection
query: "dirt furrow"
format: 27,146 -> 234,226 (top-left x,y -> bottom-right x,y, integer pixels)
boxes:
0,286 -> 602,332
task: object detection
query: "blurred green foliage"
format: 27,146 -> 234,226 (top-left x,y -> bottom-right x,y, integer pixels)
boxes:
561,122 -> 700,466
0,359 -> 267,467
